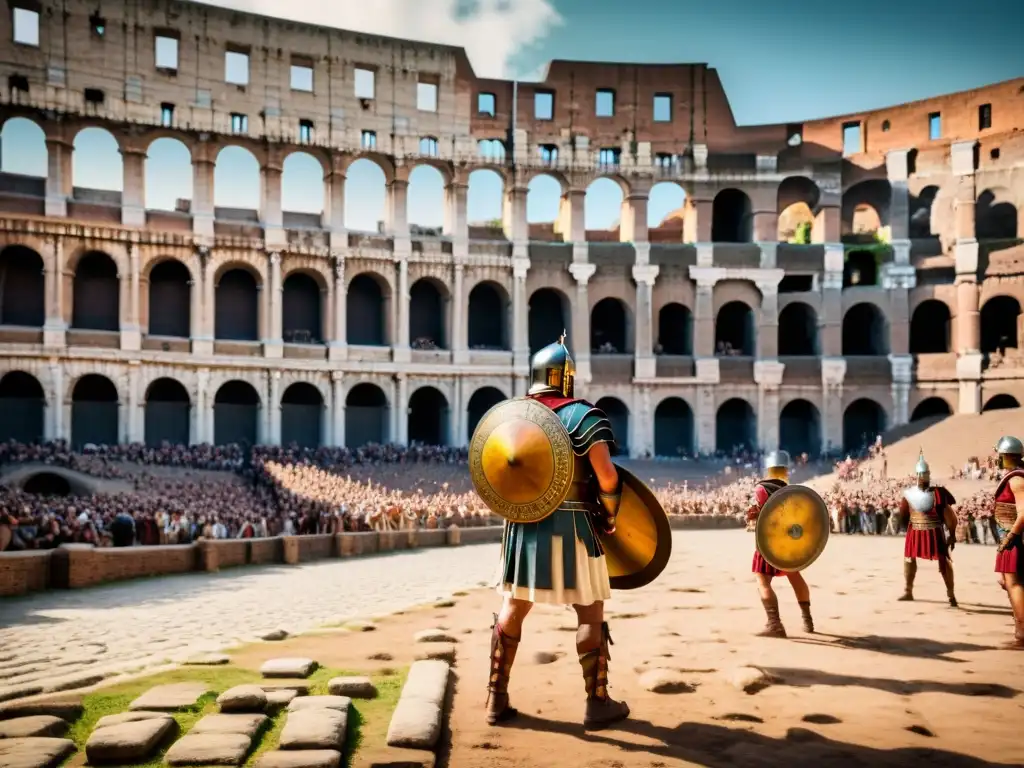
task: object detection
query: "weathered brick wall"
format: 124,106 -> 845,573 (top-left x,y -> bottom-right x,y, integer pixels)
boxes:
209,539 -> 249,569
250,537 -> 283,565
63,544 -> 198,589
0,550 -> 51,596
296,534 -> 336,562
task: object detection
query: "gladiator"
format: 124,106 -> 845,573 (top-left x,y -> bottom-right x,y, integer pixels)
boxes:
746,450 -> 815,637
896,453 -> 957,607
485,335 -> 630,728
992,435 -> 1024,649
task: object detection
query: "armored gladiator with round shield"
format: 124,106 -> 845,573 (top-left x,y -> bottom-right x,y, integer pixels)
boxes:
469,333 -> 672,729
746,450 -> 829,637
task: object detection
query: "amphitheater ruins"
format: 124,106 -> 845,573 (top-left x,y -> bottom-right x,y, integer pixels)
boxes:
0,0 -> 1022,459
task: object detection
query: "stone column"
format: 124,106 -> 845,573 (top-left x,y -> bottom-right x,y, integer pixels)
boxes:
759,242 -> 777,269
754,360 -> 785,451
264,252 -> 283,359
46,359 -> 64,441
196,368 -> 211,444
121,243 -> 141,351
393,375 -> 409,444
449,378 -> 463,448
632,263 -> 658,378
329,256 -> 347,361
558,189 -> 586,243
43,235 -> 66,347
120,144 -> 147,228
325,153 -> 347,249
568,262 -> 596,388
392,256 -> 411,364
691,269 -> 718,358
821,359 -> 847,455
192,247 -> 214,355
331,373 -> 346,448
512,253 -> 530,395
819,245 -> 844,356
387,179 -> 410,235
951,140 -> 982,415
505,186 -> 528,241
452,263 -> 467,364
191,140 -> 216,238
695,386 -> 715,454
127,362 -> 142,443
886,149 -> 911,265
268,371 -> 282,445
44,135 -> 71,218
620,192 -> 649,243
889,354 -> 913,428
446,182 -> 469,239
261,154 -> 286,249
630,387 -> 653,458
755,274 -> 782,359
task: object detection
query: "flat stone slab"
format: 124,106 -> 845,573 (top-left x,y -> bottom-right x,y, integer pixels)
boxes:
165,732 -> 252,765
265,690 -> 298,713
288,696 -> 352,713
0,697 -> 83,722
402,661 -> 450,705
0,684 -> 43,703
85,716 -> 176,762
0,716 -> 68,739
279,708 -> 348,751
94,711 -> 172,730
413,629 -> 456,644
129,682 -> 211,712
385,661 -> 450,751
218,685 -> 268,713
193,713 -> 268,739
41,671 -> 106,693
366,748 -> 437,768
255,750 -> 341,768
328,676 -> 377,699
185,654 -> 231,666
261,658 -> 319,679
726,665 -> 778,694
261,629 -> 289,642
260,681 -> 311,695
413,644 -> 456,663
0,737 -> 76,767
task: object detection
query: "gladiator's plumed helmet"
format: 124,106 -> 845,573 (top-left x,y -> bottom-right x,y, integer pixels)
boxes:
528,332 -> 576,398
996,435 -> 1024,456
764,450 -> 791,472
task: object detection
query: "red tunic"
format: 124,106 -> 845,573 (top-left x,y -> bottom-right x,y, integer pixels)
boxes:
899,487 -> 954,570
749,479 -> 787,578
993,469 -> 1024,575
529,394 -> 584,410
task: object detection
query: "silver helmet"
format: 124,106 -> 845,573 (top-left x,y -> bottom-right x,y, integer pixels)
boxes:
764,450 -> 791,471
915,451 -> 929,476
996,435 -> 1024,456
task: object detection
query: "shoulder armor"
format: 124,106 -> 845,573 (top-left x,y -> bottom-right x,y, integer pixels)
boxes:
555,400 -> 617,456
903,487 -> 934,513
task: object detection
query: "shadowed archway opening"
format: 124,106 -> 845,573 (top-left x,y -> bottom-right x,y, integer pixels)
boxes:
467,387 -> 506,441
281,382 -> 323,448
347,274 -> 387,346
843,399 -> 886,453
778,303 -> 818,355
976,190 -> 1018,240
715,301 -> 755,356
23,472 -> 72,496
144,378 -> 190,447
843,251 -> 877,288
780,399 -> 821,457
214,380 -> 260,447
148,260 -> 191,338
408,387 -> 449,446
283,273 -> 323,344
71,374 -> 118,449
843,303 -> 889,355
345,383 -> 388,449
468,282 -> 509,350
910,300 -> 951,354
410,279 -> 447,350
657,303 -> 692,355
911,397 -> 952,421
716,398 -> 755,452
595,397 -> 629,456
983,394 -> 1019,412
591,298 -> 629,353
0,245 -> 45,327
529,288 -> 570,355
215,268 -> 259,341
654,397 -> 694,458
72,251 -> 119,331
712,188 -> 753,242
909,186 -> 938,239
0,370 -> 44,444
981,296 -> 1021,354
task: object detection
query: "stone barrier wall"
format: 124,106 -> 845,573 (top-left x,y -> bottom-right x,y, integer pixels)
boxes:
0,516 -> 744,597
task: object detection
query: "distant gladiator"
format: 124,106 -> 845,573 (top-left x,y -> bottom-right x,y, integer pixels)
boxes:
992,436 -> 1024,650
897,452 -> 958,607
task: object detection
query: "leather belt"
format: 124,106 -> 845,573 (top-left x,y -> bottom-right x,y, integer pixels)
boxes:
994,502 -> 1017,528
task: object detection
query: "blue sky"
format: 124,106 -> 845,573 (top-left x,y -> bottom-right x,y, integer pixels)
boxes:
1,0 -> 1019,233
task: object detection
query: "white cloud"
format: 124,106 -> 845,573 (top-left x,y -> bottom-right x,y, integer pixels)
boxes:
192,0 -> 560,79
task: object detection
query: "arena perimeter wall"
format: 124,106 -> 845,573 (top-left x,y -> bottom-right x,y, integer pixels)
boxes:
0,515 -> 741,597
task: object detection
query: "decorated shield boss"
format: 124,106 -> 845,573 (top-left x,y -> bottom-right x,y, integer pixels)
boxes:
469,397 -> 574,524
755,484 -> 830,572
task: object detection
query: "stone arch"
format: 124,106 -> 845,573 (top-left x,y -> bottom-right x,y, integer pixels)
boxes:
345,158 -> 388,232
281,151 -> 325,215
408,386 -> 449,446
477,139 -> 507,164
910,185 -> 939,239
843,398 -> 886,453
215,266 -> 260,341
346,383 -> 389,448
148,259 -> 191,338
72,251 -> 119,331
591,297 -> 630,354
911,397 -> 952,421
778,302 -> 818,355
595,397 -> 629,456
717,398 -> 755,451
144,377 -> 190,447
0,245 -> 45,327
842,180 -> 891,235
648,182 -> 686,230
145,137 -> 193,212
214,145 -> 260,210
281,382 -> 324,448
777,176 -> 820,242
910,299 -> 951,354
72,127 -> 122,191
843,251 -> 877,287
347,272 -> 389,346
526,173 -> 563,227
0,370 -> 44,444
0,117 -> 47,177
657,303 -> 692,355
468,169 -> 504,235
842,302 -> 889,355
71,373 -> 119,449
983,394 -> 1020,412
980,295 -> 1020,353
585,177 -> 624,235
22,473 -> 72,497
976,188 -> 1018,240
467,386 -> 506,439
529,287 -> 571,355
780,399 -> 821,457
654,397 -> 694,457
408,165 -> 445,232
715,300 -> 755,356
468,281 -> 509,350
410,277 -> 448,349
712,188 -> 753,243
213,380 -> 260,446
283,271 -> 324,344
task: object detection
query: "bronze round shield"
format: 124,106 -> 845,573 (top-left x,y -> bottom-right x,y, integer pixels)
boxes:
469,397 -> 575,524
755,484 -> 830,572
601,465 -> 673,590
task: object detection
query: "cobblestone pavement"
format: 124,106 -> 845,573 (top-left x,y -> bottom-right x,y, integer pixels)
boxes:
0,542 -> 499,696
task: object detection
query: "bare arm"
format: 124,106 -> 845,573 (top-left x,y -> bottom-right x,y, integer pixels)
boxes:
943,505 -> 957,542
588,441 -> 619,495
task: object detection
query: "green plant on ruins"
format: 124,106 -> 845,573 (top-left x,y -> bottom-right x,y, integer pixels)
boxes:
788,221 -> 812,244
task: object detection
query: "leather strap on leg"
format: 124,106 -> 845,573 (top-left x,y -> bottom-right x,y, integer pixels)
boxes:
488,613 -> 519,695
578,622 -> 613,700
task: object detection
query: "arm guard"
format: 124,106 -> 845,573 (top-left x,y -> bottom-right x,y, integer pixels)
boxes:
597,483 -> 622,535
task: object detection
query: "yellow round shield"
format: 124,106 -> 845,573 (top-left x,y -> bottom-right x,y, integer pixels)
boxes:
469,397 -> 575,524
755,484 -> 830,572
602,465 -> 673,590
